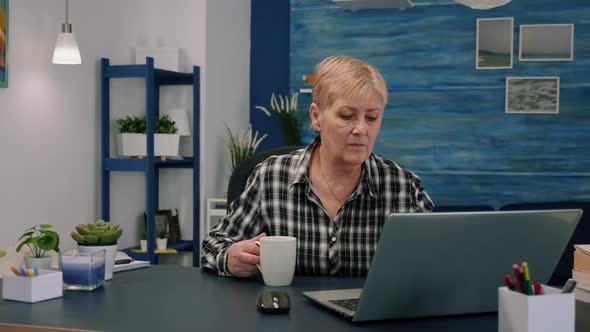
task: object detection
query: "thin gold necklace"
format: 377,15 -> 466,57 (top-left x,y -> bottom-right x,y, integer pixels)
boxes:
318,148 -> 359,207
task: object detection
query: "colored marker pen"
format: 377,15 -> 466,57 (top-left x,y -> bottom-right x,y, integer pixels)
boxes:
9,266 -> 21,276
504,274 -> 515,291
521,262 -> 535,295
522,262 -> 534,295
33,266 -> 39,277
533,281 -> 542,295
18,266 -> 26,277
561,279 -> 577,293
512,264 -> 523,293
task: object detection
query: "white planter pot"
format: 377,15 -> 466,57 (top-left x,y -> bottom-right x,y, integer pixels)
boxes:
154,134 -> 180,157
117,133 -> 180,158
24,256 -> 53,270
118,133 -> 146,157
78,244 -> 118,281
156,238 -> 168,250
140,240 -> 147,252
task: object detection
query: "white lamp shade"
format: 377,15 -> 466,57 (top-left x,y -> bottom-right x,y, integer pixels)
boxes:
453,0 -> 511,9
52,32 -> 82,64
163,108 -> 191,136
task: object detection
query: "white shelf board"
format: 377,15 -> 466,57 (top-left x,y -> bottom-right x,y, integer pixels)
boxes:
332,0 -> 414,10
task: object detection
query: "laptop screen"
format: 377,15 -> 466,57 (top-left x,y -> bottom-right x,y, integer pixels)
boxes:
352,209 -> 582,321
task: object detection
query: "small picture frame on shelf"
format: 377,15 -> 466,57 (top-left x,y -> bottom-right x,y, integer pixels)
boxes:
519,24 -> 574,61
143,209 -> 181,243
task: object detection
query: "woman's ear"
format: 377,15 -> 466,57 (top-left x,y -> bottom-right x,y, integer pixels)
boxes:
310,103 -> 321,132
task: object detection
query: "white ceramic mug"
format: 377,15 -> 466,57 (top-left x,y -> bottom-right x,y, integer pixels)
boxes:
255,236 -> 296,287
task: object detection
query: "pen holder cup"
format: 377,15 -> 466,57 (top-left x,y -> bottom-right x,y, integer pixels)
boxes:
59,248 -> 106,291
498,286 -> 575,332
2,270 -> 63,303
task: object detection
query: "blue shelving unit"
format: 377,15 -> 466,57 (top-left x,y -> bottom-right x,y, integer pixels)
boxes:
100,57 -> 200,267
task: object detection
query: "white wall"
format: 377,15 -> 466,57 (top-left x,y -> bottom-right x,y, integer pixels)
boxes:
201,0 -> 251,244
0,0 -> 250,256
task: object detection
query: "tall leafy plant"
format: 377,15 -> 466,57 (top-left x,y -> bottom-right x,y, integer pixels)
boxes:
225,125 -> 267,172
256,92 -> 304,146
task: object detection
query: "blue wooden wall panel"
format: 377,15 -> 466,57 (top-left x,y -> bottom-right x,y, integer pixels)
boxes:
289,0 -> 590,207
250,0 -> 291,150
422,174 -> 590,208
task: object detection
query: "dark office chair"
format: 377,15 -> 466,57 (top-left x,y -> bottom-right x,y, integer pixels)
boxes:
500,201 -> 590,286
226,146 -> 303,212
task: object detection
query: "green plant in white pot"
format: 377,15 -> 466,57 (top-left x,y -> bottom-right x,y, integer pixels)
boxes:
116,115 -> 179,159
139,232 -> 147,252
156,228 -> 168,251
71,220 -> 123,280
16,224 -> 60,269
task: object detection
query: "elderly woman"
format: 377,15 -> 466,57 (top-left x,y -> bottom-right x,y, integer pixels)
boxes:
202,56 -> 434,277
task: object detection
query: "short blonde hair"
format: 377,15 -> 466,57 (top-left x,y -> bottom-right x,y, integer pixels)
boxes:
312,56 -> 388,110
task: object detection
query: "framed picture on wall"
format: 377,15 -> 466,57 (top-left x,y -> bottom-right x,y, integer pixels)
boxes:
0,0 -> 7,88
519,24 -> 574,61
476,17 -> 514,70
505,77 -> 560,114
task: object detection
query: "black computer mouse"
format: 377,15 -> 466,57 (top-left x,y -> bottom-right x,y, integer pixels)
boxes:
256,290 -> 290,314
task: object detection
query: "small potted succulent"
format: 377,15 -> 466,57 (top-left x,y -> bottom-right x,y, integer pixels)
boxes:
0,250 -> 5,259
71,220 -> 123,280
16,224 -> 60,269
139,232 -> 147,252
156,228 -> 168,251
116,114 -> 179,159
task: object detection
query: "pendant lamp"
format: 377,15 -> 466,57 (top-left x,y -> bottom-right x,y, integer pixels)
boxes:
52,0 -> 81,64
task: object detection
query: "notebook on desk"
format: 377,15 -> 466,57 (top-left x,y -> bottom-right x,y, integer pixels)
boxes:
113,251 -> 150,273
303,209 -> 582,322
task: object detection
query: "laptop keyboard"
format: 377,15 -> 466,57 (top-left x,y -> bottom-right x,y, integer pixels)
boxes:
329,298 -> 359,312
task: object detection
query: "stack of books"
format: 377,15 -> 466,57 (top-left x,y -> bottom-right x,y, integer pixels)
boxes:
572,244 -> 590,302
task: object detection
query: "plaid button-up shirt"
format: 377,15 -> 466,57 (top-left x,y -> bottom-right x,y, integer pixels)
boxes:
201,137 -> 434,276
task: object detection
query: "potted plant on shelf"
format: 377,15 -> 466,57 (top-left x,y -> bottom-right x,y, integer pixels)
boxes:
156,228 -> 168,251
0,249 -> 5,259
154,114 -> 180,159
116,114 -> 179,159
139,232 -> 147,252
115,115 -> 145,157
16,224 -> 60,269
71,220 -> 123,281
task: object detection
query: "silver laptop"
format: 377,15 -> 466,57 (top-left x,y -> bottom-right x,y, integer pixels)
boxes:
303,209 -> 582,322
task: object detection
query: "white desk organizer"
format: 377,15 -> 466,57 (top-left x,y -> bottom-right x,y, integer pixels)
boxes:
2,270 -> 63,303
498,285 -> 574,332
